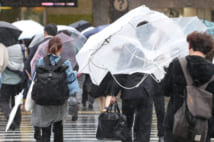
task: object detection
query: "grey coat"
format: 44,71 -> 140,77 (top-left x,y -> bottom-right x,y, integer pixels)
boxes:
31,102 -> 67,127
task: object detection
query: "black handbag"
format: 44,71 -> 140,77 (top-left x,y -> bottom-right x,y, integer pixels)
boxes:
96,102 -> 129,141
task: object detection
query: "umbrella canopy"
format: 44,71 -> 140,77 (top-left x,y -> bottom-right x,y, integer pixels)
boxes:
69,20 -> 91,32
0,21 -> 22,46
76,5 -> 207,85
83,25 -> 109,38
29,25 -> 86,52
30,32 -> 77,75
57,25 -> 87,52
171,16 -> 208,36
81,26 -> 95,34
201,19 -> 214,38
12,20 -> 43,40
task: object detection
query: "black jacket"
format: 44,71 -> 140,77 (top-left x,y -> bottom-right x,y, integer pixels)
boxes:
111,73 -> 158,100
88,72 -> 114,98
160,55 -> 214,129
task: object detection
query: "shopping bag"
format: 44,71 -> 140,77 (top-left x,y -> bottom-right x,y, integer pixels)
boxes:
96,102 -> 129,141
25,81 -> 35,111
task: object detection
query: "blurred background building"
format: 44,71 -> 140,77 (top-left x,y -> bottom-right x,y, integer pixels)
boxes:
0,0 -> 213,26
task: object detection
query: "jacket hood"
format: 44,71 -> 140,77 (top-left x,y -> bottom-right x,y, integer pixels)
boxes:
186,55 -> 214,85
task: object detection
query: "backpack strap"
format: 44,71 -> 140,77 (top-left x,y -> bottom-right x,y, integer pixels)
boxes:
43,55 -> 67,70
179,57 -> 214,89
20,44 -> 26,62
43,55 -> 51,67
178,57 -> 193,85
53,57 -> 66,70
200,75 -> 214,89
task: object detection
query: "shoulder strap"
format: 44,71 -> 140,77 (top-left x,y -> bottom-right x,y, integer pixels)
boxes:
43,55 -> 51,66
20,44 -> 26,62
43,55 -> 66,70
54,57 -> 66,69
178,57 -> 193,85
200,75 -> 214,89
179,57 -> 214,89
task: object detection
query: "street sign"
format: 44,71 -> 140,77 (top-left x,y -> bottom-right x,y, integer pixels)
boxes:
0,0 -> 78,7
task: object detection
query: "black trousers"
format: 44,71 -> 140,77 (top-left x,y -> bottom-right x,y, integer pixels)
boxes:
34,120 -> 63,142
0,84 -> 22,128
153,95 -> 165,137
122,95 -> 153,142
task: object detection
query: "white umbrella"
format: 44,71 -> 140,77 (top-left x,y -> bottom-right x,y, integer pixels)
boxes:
12,20 -> 44,40
5,90 -> 23,132
76,5 -> 207,85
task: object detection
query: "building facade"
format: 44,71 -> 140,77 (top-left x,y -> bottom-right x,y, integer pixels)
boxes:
0,0 -> 213,26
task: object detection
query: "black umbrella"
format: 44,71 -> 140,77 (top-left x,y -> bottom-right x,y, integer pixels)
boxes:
69,20 -> 91,32
0,21 -> 22,46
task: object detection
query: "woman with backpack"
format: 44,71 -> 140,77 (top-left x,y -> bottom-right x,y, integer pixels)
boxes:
160,31 -> 214,142
31,36 -> 80,142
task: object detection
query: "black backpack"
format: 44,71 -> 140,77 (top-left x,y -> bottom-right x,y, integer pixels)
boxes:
32,55 -> 69,105
173,57 -> 214,142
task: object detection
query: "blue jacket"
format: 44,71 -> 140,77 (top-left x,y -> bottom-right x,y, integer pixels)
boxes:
34,54 -> 80,95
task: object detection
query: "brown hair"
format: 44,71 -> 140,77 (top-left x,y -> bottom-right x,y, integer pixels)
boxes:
48,36 -> 62,54
187,31 -> 214,55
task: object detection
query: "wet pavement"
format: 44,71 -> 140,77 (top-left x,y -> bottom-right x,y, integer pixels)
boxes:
1,101 -> 213,142
0,100 -> 159,142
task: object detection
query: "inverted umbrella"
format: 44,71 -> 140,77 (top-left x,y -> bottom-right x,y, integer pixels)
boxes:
76,6 -> 207,85
12,20 -> 43,40
30,32 -> 77,75
0,21 -> 22,46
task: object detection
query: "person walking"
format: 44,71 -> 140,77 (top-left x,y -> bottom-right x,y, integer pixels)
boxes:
31,36 -> 80,142
23,23 -> 57,141
110,73 -> 155,142
160,31 -> 214,142
0,43 -> 26,130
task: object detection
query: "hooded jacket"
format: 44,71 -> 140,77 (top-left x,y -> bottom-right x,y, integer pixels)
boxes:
160,55 -> 214,129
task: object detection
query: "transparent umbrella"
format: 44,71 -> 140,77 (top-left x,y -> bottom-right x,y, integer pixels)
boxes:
30,32 -> 77,74
76,6 -> 207,85
171,16 -> 207,36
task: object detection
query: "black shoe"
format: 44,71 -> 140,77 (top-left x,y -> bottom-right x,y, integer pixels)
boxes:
159,136 -> 164,142
9,122 -> 20,131
9,123 -> 16,131
72,115 -> 78,121
88,104 -> 93,110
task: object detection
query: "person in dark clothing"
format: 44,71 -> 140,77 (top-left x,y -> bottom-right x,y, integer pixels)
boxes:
81,74 -> 95,109
153,83 -> 165,142
88,72 -> 115,112
160,31 -> 214,142
110,73 -> 156,142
